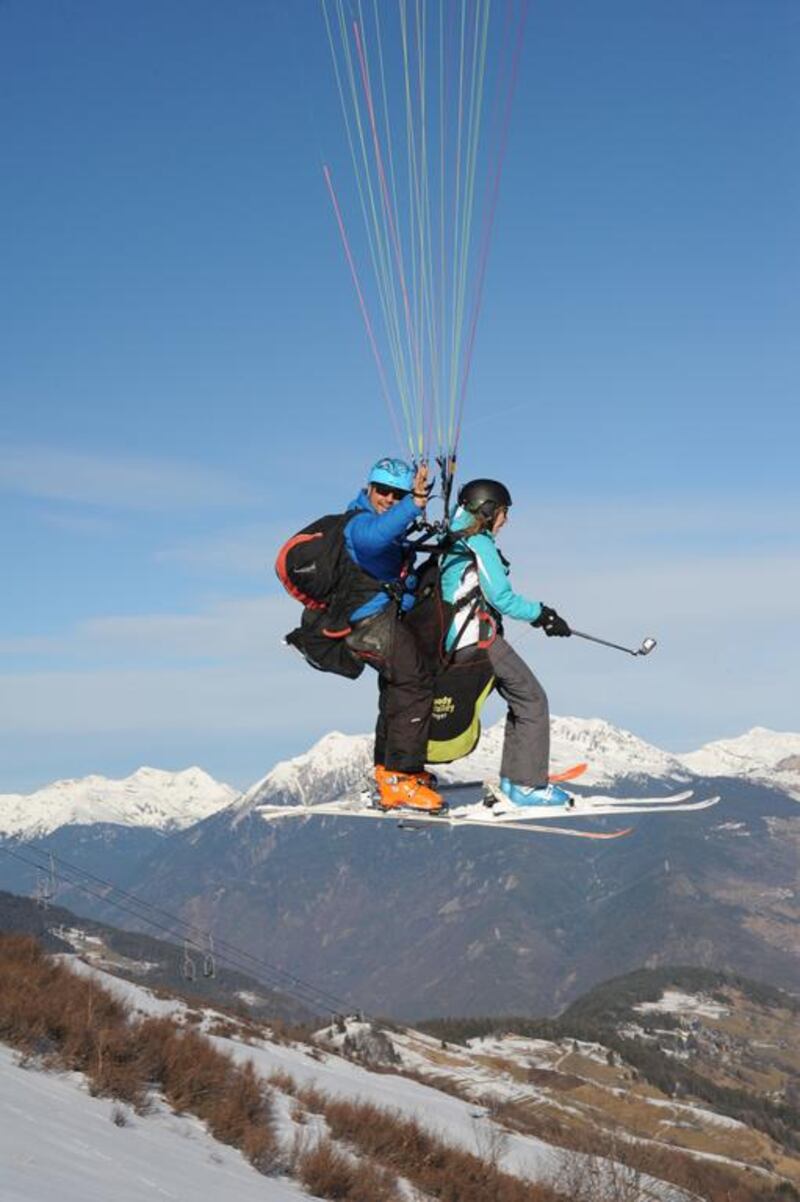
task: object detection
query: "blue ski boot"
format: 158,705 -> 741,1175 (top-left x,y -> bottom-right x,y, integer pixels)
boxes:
499,779 -> 572,807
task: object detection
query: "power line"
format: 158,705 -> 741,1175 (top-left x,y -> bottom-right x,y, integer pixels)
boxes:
0,843 -> 360,1019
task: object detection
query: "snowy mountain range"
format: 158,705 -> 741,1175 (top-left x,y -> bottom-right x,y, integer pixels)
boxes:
1,719 -> 798,844
233,717 -> 800,817
0,766 -> 238,840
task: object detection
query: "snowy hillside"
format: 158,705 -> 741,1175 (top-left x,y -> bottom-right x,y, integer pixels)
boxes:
234,731 -> 374,817
0,766 -> 238,840
0,1043 -> 312,1202
6,951 -> 790,1201
679,726 -> 800,799
57,959 -> 694,1201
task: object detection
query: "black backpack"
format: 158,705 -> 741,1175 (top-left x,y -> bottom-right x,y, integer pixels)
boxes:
275,513 -> 353,614
403,557 -> 497,762
275,513 -> 377,679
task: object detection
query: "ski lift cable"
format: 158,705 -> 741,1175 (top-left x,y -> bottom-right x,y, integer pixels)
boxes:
0,844 -> 357,1017
25,844 -> 354,1015
2,844 -> 347,1016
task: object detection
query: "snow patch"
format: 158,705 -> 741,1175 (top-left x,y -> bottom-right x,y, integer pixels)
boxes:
679,727 -> 800,799
233,731 -> 373,817
634,991 -> 730,1020
0,1043 -> 312,1202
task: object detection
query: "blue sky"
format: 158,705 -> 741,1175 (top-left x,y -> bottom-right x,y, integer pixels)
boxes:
1,1 -> 798,791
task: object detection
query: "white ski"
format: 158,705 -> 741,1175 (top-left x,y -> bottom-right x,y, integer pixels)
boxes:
478,785 -> 719,819
256,787 -> 718,839
257,798 -> 634,839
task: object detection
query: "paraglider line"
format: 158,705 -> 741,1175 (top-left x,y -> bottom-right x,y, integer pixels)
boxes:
353,18 -> 424,426
323,163 -> 406,452
455,0 -> 529,451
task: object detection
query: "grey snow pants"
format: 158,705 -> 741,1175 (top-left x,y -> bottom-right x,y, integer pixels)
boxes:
486,635 -> 549,788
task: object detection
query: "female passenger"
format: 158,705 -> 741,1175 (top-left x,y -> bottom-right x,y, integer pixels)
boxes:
440,479 -> 572,806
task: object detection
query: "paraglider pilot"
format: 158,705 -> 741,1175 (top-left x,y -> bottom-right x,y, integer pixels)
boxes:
344,457 -> 445,813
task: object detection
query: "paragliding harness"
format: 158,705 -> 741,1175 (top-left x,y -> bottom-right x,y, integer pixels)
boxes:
276,507 -> 498,764
275,512 -> 411,680
402,541 -> 498,764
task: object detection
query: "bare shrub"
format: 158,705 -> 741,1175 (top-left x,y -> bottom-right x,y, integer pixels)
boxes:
295,1137 -> 400,1201
553,1141 -> 646,1202
133,1018 -> 279,1173
0,935 -> 280,1176
296,1083 -> 329,1114
318,1096 -> 559,1202
268,1067 -> 298,1093
472,1111 -> 509,1171
296,1138 -> 358,1197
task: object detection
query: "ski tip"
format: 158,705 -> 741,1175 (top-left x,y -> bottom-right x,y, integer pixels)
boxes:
549,761 -> 588,783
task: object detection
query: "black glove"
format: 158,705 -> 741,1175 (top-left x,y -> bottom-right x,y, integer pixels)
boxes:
532,605 -> 571,638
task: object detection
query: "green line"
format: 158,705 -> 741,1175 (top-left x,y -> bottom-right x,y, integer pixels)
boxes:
447,1 -> 468,450
450,0 -> 490,450
327,1 -> 416,446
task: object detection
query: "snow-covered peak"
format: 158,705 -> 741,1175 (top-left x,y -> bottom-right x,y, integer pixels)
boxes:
235,731 -> 374,816
235,715 -> 800,818
0,766 -> 238,840
678,727 -> 800,798
439,715 -> 690,789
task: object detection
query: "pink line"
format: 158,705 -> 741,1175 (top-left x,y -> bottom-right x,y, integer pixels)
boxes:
323,164 -> 404,450
352,19 -> 424,420
455,0 -> 529,450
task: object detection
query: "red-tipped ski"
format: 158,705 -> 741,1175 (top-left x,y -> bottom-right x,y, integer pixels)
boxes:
549,761 -> 588,783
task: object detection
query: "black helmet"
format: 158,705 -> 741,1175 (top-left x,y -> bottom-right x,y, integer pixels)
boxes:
457,478 -> 512,521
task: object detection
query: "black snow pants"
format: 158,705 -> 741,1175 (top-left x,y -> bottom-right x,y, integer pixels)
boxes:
347,607 -> 434,773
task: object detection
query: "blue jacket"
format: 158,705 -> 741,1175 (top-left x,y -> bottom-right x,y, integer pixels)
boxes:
344,490 -> 419,621
440,507 -> 542,650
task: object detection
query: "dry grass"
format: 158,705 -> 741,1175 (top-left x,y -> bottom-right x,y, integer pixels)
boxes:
494,1096 -> 795,1202
375,1061 -> 795,1202
295,1136 -> 401,1201
289,1085 -> 561,1202
0,935 -> 279,1173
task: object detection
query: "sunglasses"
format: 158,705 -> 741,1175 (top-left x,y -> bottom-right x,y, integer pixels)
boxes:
371,483 -> 409,500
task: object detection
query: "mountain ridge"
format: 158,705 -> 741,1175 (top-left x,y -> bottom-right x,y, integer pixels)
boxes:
2,718 -> 798,843
0,765 -> 238,839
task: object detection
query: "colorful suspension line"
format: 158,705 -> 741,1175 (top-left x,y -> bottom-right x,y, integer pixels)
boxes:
320,0 -> 528,505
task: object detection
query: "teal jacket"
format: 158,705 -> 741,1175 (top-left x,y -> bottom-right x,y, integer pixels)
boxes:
440,507 -> 542,651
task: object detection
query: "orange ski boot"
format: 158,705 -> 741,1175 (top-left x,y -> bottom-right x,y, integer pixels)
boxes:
373,766 -> 445,813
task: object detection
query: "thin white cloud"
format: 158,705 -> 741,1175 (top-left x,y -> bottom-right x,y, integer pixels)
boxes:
155,522 -> 285,576
38,510 -> 118,536
0,444 -> 260,511
0,658 -> 373,739
503,494 -> 800,565
0,497 -> 798,773
0,597 -> 293,662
